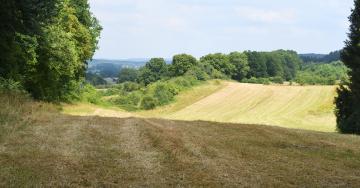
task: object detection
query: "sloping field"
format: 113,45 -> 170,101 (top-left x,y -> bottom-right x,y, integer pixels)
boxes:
164,82 -> 337,132
1,93 -> 360,187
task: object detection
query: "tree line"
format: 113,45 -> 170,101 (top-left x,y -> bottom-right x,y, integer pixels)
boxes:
117,50 -> 302,85
0,0 -> 101,101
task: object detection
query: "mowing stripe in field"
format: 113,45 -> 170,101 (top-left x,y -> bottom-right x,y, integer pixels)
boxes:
166,82 -> 337,132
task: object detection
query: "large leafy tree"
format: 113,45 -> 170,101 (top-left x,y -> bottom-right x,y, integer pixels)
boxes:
228,52 -> 249,81
336,0 -> 360,134
200,53 -> 235,77
244,51 -> 268,78
118,68 -> 139,83
0,0 -> 101,101
138,58 -> 168,85
170,54 -> 198,76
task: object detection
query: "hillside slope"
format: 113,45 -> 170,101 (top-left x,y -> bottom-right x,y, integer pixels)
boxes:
1,93 -> 360,187
161,82 -> 337,132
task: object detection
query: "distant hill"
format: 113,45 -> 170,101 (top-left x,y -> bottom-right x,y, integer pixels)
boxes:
89,59 -> 149,69
87,59 -> 148,78
299,50 -> 341,63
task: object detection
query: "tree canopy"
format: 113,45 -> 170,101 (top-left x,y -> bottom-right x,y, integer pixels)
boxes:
336,0 -> 360,134
0,0 -> 101,101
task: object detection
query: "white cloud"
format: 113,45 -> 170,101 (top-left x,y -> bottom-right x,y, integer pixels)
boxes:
235,6 -> 297,24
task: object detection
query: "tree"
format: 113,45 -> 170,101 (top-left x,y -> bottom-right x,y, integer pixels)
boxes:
265,53 -> 284,78
336,0 -> 360,134
170,54 -> 198,76
118,68 -> 139,83
279,50 -> 301,80
244,51 -> 268,78
138,58 -> 168,85
0,0 -> 101,101
200,53 -> 235,77
118,68 -> 138,83
145,58 -> 168,75
228,52 -> 249,81
86,73 -> 107,86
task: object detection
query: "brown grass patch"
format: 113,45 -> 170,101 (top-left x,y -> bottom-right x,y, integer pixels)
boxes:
1,93 -> 360,187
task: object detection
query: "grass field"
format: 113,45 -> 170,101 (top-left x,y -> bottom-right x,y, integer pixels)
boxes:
64,81 -> 337,132
1,92 -> 360,187
160,81 -> 337,132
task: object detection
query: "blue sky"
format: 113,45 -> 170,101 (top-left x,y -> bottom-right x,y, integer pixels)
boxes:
89,0 -> 353,59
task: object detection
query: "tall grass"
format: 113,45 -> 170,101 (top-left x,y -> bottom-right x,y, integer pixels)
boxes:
0,92 -> 57,141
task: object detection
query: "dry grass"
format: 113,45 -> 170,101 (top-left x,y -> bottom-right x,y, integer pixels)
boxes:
1,92 -> 360,187
164,82 -> 337,132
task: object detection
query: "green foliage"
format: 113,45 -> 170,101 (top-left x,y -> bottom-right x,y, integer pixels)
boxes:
200,53 -> 235,77
245,51 -> 268,78
295,61 -> 348,85
106,75 -> 199,110
118,68 -> 139,83
79,84 -> 103,104
242,77 -> 270,85
141,96 -> 157,110
0,78 -> 25,93
170,54 -> 198,76
86,73 -> 107,86
270,76 -> 284,84
335,85 -> 360,133
138,58 -> 168,85
244,50 -> 301,81
228,52 -> 250,81
152,83 -> 177,105
0,0 -> 101,102
336,0 -> 360,134
111,91 -> 142,111
122,82 -> 142,92
185,66 -> 210,81
300,50 -> 341,63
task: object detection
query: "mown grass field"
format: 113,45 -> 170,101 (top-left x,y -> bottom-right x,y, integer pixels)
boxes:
141,81 -> 337,132
1,92 -> 360,187
65,81 -> 337,132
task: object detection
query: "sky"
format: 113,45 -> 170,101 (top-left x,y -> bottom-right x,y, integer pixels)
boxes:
89,0 -> 354,59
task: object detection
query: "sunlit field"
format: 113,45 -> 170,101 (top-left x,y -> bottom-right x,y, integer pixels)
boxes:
163,82 -> 337,132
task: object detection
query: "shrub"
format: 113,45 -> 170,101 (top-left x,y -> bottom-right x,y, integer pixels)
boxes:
185,66 -> 210,81
122,82 -> 141,92
210,69 -> 228,79
242,77 -> 270,85
270,76 -> 284,84
79,84 -> 103,104
0,77 -> 24,93
153,83 -> 176,105
111,91 -> 142,111
141,96 -> 157,110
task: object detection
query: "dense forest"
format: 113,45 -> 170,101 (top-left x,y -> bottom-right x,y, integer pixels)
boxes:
0,0 -> 101,101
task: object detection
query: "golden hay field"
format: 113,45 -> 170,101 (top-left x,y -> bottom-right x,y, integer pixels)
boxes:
65,81 -> 337,132
142,81 -> 337,132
